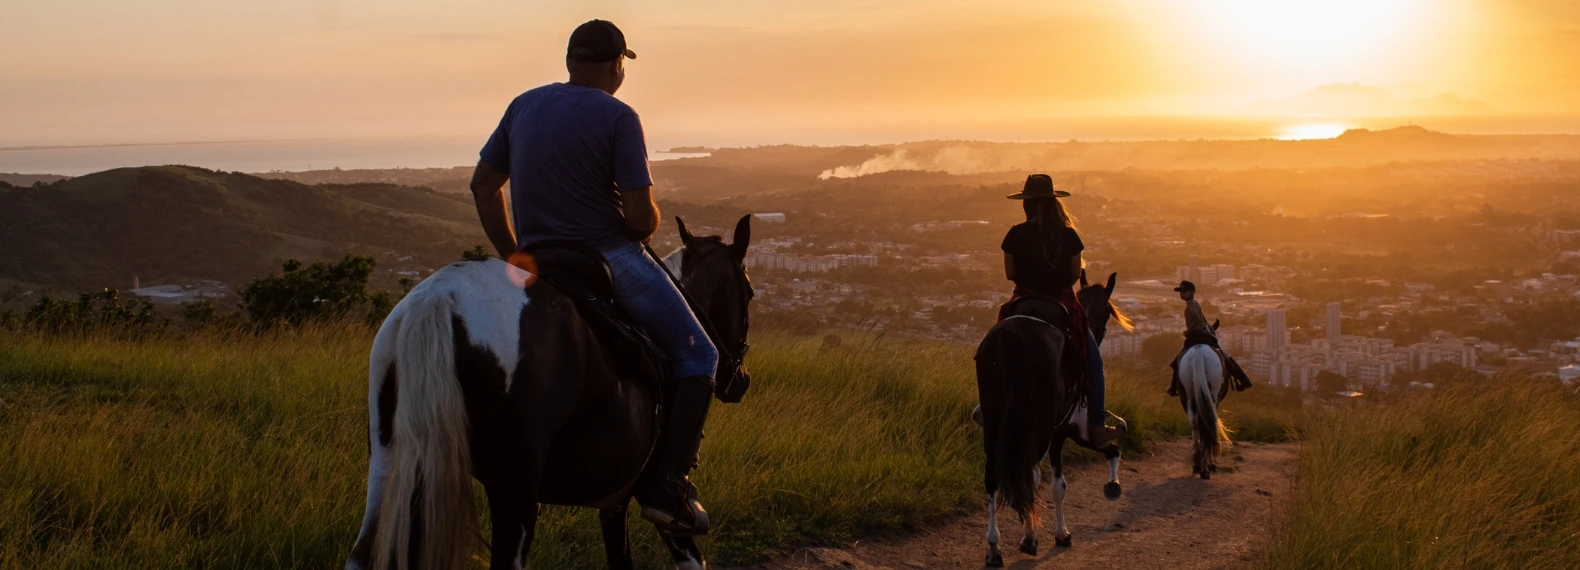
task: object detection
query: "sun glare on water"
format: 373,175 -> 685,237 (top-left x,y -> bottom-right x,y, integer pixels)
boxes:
1278,123 -> 1350,140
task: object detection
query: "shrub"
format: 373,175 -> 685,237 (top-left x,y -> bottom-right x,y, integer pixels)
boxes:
239,256 -> 388,327
9,289 -> 167,336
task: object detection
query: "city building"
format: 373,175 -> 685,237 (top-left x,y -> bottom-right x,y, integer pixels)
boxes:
1326,302 -> 1341,340
745,252 -> 877,272
1266,308 -> 1288,353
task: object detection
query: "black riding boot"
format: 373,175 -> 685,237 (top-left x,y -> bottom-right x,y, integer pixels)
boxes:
1220,350 -> 1253,391
1168,349 -> 1185,397
638,375 -> 713,537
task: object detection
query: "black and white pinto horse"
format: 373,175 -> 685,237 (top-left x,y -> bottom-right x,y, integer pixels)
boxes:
346,216 -> 754,570
1177,343 -> 1231,479
974,273 -> 1132,567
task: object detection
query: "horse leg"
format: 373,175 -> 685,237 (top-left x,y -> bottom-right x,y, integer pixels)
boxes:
663,536 -> 706,570
985,490 -> 1004,567
346,365 -> 398,570
599,502 -> 634,570
1194,438 -> 1207,476
1018,465 -> 1039,556
346,429 -> 390,570
983,426 -> 1004,568
484,480 -> 530,570
1103,445 -> 1123,500
1049,439 -> 1071,547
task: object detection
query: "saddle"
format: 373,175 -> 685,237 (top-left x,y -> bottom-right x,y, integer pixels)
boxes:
1000,296 -> 1089,399
520,241 -> 667,386
1183,330 -> 1221,350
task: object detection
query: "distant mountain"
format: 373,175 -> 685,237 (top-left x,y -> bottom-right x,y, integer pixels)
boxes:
256,166 -> 473,195
0,166 -> 486,292
0,173 -> 71,187
1244,83 -> 1497,117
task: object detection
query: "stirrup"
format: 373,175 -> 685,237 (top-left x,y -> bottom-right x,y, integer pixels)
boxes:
639,477 -> 711,537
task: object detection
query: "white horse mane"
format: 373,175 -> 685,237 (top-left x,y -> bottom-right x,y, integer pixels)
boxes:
661,246 -> 685,275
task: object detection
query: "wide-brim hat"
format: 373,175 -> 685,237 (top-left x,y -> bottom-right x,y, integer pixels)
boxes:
1006,174 -> 1070,200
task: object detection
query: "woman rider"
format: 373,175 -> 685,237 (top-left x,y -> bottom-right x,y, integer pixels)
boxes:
1000,174 -> 1125,449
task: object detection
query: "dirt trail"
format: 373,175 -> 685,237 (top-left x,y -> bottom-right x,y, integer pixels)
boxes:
734,440 -> 1297,570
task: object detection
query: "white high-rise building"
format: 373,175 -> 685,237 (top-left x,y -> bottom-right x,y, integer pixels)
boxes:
1267,308 -> 1288,353
1326,302 -> 1341,341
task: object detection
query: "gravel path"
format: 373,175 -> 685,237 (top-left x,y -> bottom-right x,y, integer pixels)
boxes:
735,440 -> 1298,570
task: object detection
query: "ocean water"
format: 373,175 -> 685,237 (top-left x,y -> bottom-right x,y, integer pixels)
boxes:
0,138 -> 709,176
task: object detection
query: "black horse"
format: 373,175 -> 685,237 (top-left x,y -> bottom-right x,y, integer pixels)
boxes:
346,216 -> 753,570
974,273 -> 1131,567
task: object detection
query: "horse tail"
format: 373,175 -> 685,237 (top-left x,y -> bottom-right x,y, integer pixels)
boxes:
992,326 -> 1042,529
1187,347 -> 1222,463
371,288 -> 474,570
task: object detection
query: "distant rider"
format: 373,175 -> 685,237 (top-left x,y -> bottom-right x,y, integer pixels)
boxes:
998,174 -> 1125,449
467,19 -> 717,536
1167,281 -> 1251,396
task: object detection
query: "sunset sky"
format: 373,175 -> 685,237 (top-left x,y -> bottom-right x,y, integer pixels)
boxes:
3,0 -> 1578,147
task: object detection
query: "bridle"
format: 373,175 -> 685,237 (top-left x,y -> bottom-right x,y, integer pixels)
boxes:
1077,285 -> 1112,345
645,242 -> 754,397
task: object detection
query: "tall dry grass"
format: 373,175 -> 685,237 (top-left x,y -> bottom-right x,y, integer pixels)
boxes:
1262,379 -> 1580,569
0,326 -> 1288,568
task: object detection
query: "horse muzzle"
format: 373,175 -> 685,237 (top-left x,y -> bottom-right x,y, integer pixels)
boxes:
715,362 -> 750,404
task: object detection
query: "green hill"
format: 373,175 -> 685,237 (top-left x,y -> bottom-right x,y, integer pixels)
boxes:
0,165 -> 485,291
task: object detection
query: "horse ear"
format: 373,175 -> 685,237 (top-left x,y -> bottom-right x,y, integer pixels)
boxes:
1106,272 -> 1118,295
730,214 -> 752,261
1212,319 -> 1221,332
1079,270 -> 1089,288
675,216 -> 695,243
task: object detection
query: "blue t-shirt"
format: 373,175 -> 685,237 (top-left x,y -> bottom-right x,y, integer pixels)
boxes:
479,83 -> 653,250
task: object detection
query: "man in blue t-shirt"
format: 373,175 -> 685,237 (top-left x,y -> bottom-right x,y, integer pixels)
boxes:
468,19 -> 718,537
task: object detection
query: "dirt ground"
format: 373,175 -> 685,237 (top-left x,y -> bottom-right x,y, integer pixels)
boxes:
733,440 -> 1298,570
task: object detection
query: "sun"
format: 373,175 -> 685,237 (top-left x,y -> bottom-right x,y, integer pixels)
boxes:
1199,0 -> 1425,65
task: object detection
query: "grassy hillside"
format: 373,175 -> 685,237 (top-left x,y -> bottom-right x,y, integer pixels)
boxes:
1263,379 -> 1580,569
0,325 -> 1288,569
0,166 -> 484,291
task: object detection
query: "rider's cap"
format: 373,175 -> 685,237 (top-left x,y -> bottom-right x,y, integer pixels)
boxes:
1175,280 -> 1196,292
1006,174 -> 1071,200
568,20 -> 636,63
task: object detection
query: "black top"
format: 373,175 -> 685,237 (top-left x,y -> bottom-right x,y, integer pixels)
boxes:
1001,221 -> 1084,291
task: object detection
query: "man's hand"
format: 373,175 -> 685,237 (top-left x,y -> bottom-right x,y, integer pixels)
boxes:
622,186 -> 659,243
469,160 -> 516,258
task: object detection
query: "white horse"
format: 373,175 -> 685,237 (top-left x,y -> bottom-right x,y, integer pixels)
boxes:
1177,344 -> 1231,478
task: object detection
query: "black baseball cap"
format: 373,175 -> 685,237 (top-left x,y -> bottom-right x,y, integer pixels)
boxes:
1174,281 -> 1196,292
567,19 -> 636,63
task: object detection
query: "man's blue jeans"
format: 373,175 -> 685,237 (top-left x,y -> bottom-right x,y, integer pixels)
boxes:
601,242 -> 720,380
1087,332 -> 1107,426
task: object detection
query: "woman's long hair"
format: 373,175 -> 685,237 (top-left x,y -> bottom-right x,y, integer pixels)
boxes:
1024,197 -> 1079,269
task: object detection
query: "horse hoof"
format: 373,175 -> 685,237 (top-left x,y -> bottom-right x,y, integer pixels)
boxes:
1209,463 -> 1220,473
1019,536 -> 1037,556
1201,472 -> 1212,480
986,550 -> 1004,567
1103,481 -> 1122,501
1055,535 -> 1073,548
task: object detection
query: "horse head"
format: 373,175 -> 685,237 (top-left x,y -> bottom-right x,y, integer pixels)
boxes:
673,215 -> 755,401
1077,272 -> 1133,345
